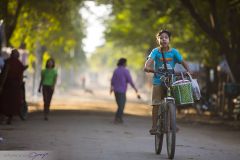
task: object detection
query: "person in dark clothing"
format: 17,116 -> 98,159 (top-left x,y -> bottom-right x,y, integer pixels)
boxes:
0,49 -> 27,124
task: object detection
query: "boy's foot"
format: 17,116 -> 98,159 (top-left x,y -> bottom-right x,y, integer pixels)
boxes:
149,128 -> 157,135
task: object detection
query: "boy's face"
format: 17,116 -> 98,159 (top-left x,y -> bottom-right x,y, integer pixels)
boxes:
158,32 -> 170,47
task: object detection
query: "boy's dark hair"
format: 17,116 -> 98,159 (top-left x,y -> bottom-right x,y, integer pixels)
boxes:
156,29 -> 171,39
117,58 -> 127,66
45,58 -> 55,68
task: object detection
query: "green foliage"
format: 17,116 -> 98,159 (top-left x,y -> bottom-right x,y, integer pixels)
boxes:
100,0 -> 239,70
89,42 -> 145,72
2,0 -> 86,67
102,0 -> 210,66
95,0 -> 240,82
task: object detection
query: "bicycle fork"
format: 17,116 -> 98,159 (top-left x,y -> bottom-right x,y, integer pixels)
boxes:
158,97 -> 175,134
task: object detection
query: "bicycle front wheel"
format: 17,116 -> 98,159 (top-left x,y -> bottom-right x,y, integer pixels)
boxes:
166,102 -> 176,159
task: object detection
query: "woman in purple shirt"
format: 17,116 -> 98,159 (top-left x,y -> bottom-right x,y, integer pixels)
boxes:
110,58 -> 139,123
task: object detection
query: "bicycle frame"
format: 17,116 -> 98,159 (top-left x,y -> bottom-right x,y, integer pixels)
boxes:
155,70 -> 186,158
158,72 -> 176,134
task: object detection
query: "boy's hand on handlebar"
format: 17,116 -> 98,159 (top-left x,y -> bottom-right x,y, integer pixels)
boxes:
187,71 -> 193,75
144,68 -> 154,73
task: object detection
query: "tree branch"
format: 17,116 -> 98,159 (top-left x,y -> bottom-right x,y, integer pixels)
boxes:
5,0 -> 25,46
1,0 -> 9,20
180,0 -> 214,36
180,0 -> 229,54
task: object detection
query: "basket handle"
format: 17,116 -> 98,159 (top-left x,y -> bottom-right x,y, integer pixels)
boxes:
181,72 -> 185,80
186,72 -> 193,81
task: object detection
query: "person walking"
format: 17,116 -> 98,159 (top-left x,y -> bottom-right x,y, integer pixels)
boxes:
0,49 -> 27,124
0,52 -> 4,73
38,58 -> 57,121
110,58 -> 140,123
144,29 -> 191,135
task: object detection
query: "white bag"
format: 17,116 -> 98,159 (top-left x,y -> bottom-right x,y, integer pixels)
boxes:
187,73 -> 201,101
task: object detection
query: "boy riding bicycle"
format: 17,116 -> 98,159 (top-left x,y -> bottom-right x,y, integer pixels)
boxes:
144,29 -> 191,135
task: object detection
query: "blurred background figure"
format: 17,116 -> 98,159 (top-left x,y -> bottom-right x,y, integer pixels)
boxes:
110,58 -> 140,124
0,52 -> 4,73
0,20 -> 4,73
38,58 -> 58,121
0,48 -> 27,124
81,75 -> 86,89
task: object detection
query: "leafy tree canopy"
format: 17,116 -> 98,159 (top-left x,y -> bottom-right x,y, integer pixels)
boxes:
95,0 -> 240,82
1,0 -> 86,67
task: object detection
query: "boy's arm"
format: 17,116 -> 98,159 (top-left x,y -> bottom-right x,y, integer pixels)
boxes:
144,58 -> 155,73
181,60 -> 192,74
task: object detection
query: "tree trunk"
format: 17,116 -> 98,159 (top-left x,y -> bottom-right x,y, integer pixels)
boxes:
3,0 -> 25,46
180,0 -> 240,83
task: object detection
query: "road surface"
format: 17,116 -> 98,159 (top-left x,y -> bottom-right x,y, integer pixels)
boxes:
0,89 -> 239,160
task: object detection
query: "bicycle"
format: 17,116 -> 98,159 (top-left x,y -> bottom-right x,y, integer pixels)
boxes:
153,69 -> 191,159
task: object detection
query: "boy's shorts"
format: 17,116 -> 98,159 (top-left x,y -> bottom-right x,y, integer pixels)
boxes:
151,85 -> 167,106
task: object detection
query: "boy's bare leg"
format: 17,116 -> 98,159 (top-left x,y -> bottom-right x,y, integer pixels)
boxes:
150,105 -> 159,135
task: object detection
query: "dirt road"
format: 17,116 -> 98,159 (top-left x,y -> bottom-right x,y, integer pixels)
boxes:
0,89 -> 239,160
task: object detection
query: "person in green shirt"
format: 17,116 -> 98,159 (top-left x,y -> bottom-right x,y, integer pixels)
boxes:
38,58 -> 57,121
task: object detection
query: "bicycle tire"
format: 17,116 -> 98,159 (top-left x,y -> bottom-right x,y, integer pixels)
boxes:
166,102 -> 176,159
155,121 -> 163,154
155,104 -> 164,154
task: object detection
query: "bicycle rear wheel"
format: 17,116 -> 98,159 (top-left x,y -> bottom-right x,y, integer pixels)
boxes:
166,102 -> 176,159
155,105 -> 164,154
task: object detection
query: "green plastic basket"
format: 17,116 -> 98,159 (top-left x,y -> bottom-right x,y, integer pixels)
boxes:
171,80 -> 194,105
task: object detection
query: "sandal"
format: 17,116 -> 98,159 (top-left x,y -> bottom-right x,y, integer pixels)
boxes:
149,128 -> 157,135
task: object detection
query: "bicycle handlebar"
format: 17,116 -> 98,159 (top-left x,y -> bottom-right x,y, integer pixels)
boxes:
153,70 -> 189,77
144,68 -> 195,80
